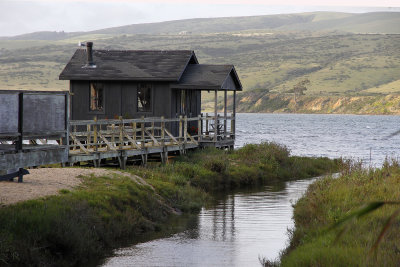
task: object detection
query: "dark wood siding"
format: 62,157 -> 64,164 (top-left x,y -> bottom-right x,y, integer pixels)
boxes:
71,81 -> 175,120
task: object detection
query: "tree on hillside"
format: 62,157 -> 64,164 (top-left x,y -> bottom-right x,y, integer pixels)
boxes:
288,78 -> 310,111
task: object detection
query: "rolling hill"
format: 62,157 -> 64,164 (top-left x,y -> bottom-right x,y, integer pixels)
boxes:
1,11 -> 400,113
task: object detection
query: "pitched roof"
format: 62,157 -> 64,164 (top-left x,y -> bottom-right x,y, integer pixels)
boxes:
170,64 -> 242,91
59,49 -> 198,81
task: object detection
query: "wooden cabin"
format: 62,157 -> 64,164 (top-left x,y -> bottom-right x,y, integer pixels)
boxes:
59,42 -> 242,131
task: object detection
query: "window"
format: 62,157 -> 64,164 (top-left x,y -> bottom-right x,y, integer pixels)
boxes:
89,82 -> 104,112
137,83 -> 152,112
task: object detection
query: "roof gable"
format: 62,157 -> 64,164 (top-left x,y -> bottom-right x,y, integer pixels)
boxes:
171,64 -> 242,91
59,49 -> 198,81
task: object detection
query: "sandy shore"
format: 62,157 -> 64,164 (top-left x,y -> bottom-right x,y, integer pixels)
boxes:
0,168 -> 114,205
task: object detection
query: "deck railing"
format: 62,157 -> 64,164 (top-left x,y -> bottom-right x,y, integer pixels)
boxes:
68,113 -> 235,154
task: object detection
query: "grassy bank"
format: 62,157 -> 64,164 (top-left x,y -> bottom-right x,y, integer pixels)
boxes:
280,160 -> 400,266
0,143 -> 337,266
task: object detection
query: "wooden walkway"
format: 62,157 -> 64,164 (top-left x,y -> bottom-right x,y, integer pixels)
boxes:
67,113 -> 235,168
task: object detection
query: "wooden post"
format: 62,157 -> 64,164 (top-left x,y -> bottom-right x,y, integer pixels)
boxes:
73,125 -> 77,151
17,93 -> 23,183
87,124 -> 91,150
214,90 -> 218,142
151,121 -> 155,146
161,116 -> 165,147
93,116 -> 98,152
224,90 -> 227,140
184,115 -> 187,144
197,114 -> 202,141
205,112 -> 209,136
111,124 -> 115,148
179,115 -> 183,144
119,116 -> 124,149
141,116 -> 145,149
232,90 -> 236,139
131,122 -> 136,148
65,92 -> 70,153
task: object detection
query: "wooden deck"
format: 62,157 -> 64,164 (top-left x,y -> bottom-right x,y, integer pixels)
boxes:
67,113 -> 235,168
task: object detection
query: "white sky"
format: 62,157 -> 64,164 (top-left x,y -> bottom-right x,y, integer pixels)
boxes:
1,0 -> 400,36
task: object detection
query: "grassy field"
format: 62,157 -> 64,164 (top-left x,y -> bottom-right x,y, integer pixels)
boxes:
0,143 -> 337,266
1,12 -> 400,112
279,160 -> 400,266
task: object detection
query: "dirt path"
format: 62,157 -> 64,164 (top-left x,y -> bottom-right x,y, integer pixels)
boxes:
0,168 -> 116,206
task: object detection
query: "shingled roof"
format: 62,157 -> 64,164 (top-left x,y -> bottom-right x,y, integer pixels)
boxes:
59,49 -> 198,81
170,64 -> 242,91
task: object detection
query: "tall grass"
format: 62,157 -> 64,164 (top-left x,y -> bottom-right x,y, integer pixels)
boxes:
0,143 -> 338,266
280,159 -> 400,266
136,142 -> 338,193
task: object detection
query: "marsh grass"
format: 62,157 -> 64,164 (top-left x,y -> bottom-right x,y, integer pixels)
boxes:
280,159 -> 400,266
0,143 -> 337,266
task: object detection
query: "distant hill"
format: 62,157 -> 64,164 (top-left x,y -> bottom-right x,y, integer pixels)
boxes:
3,11 -> 400,41
1,11 -> 400,114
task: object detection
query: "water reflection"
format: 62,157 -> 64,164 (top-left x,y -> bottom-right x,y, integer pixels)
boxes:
103,178 -> 316,267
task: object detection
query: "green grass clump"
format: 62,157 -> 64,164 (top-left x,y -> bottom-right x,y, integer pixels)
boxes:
135,142 -> 338,192
280,159 -> 400,266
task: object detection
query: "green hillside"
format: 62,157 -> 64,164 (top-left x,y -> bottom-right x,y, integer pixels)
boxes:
0,12 -> 400,113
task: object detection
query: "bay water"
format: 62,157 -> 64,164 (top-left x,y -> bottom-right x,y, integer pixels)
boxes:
103,113 -> 400,266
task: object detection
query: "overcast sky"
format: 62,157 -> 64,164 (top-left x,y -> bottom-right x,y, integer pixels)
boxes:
1,0 -> 400,37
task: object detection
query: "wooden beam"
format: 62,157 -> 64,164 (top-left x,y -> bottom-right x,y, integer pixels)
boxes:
224,90 -> 227,139
97,132 -> 117,151
164,129 -> 179,144
70,134 -> 90,154
233,90 -> 236,139
145,130 -> 160,146
214,90 -> 217,142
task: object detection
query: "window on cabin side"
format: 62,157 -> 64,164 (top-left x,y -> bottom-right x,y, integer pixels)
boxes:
137,83 -> 152,112
89,82 -> 104,111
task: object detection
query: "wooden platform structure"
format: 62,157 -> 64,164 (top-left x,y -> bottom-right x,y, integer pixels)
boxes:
68,113 -> 235,168
0,89 -> 236,181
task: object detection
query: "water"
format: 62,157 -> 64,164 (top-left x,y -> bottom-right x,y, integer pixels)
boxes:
236,113 -> 400,167
104,114 -> 400,266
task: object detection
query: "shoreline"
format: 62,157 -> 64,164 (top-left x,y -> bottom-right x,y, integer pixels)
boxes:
0,143 -> 338,266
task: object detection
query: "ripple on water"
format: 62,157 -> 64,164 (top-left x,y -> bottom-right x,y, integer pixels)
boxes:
104,114 -> 400,266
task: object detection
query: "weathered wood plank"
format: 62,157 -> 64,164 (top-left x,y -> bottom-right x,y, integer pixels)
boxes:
0,93 -> 18,133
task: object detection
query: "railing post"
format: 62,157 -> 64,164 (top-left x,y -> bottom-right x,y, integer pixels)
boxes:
184,115 -> 187,145
214,114 -> 219,142
151,120 -> 155,146
93,116 -> 98,152
161,116 -> 165,147
132,122 -> 136,148
119,116 -> 124,149
179,115 -> 183,144
141,116 -> 145,149
197,114 -> 202,142
205,112 -> 209,137
87,124 -> 91,150
111,124 -> 115,148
